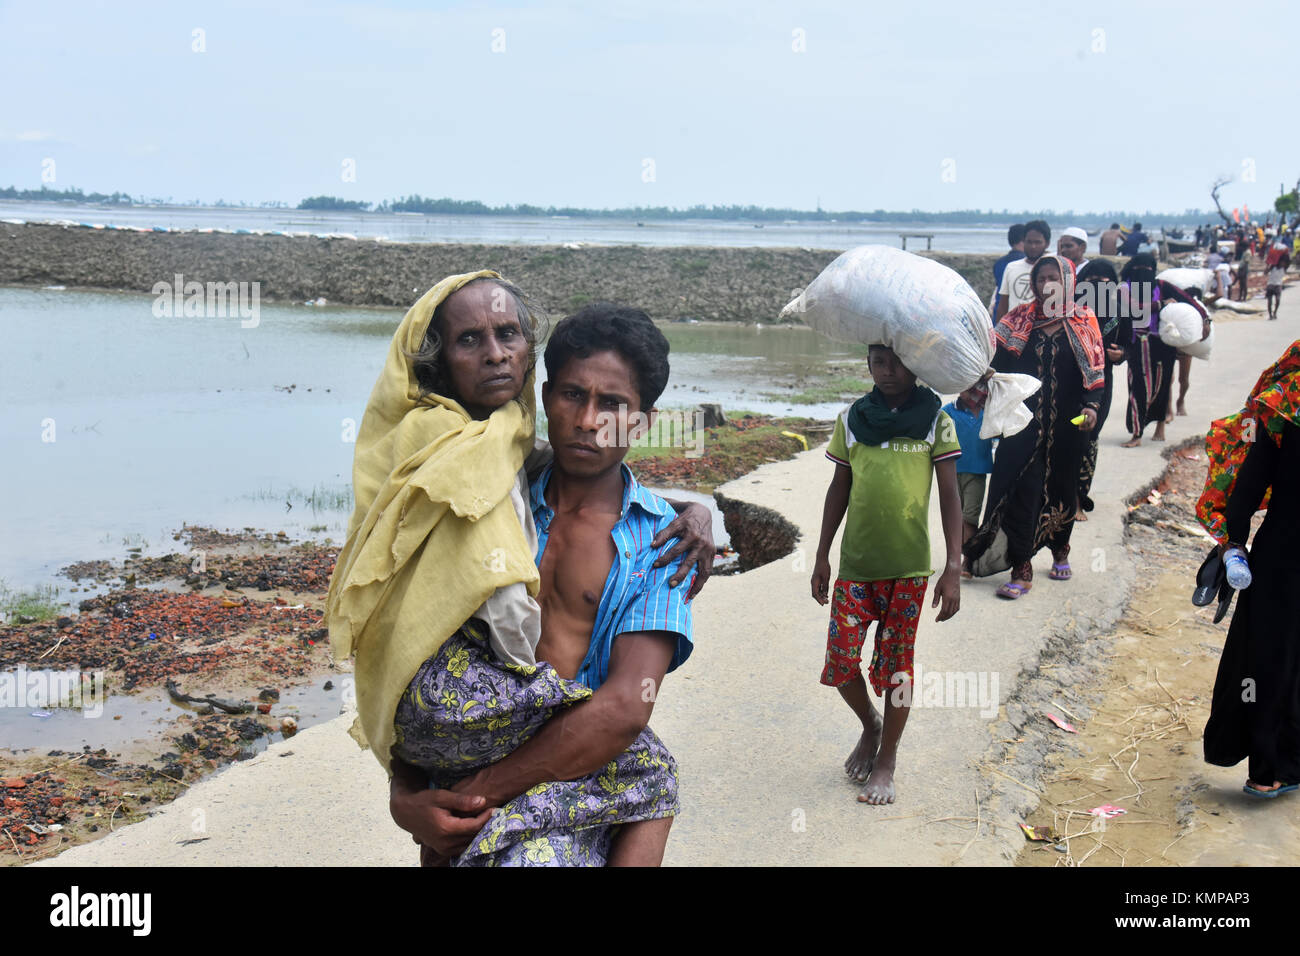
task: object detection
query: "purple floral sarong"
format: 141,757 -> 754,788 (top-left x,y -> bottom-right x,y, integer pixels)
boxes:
392,621 -> 679,867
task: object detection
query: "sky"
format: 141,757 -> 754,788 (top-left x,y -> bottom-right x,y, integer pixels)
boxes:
2,0 -> 1296,214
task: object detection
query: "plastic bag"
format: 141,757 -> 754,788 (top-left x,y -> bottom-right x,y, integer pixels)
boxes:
980,373 -> 1041,439
1158,301 -> 1204,348
781,245 -> 993,393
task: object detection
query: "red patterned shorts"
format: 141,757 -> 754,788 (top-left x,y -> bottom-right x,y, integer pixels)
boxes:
820,576 -> 928,695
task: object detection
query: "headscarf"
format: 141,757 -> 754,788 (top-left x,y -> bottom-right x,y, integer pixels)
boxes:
1196,339 -> 1300,543
325,270 -> 540,772
1075,259 -> 1120,336
994,253 -> 1106,392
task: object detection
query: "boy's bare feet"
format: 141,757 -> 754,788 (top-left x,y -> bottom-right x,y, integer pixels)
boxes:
845,709 -> 883,782
858,757 -> 896,805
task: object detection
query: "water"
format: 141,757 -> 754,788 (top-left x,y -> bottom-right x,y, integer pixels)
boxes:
0,287 -> 865,595
1,199 -> 1011,253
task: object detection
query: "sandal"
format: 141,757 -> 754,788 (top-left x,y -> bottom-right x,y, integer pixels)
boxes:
1049,562 -> 1071,581
1243,781 -> 1299,799
996,581 -> 1031,600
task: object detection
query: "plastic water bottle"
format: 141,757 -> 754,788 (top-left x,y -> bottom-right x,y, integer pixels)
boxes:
1223,547 -> 1252,590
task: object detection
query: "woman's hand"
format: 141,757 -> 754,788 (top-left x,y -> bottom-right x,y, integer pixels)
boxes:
1105,345 -> 1125,363
1078,407 -> 1099,432
652,502 -> 715,600
389,759 -> 494,860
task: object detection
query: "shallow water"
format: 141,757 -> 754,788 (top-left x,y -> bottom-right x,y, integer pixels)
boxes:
0,286 -> 862,595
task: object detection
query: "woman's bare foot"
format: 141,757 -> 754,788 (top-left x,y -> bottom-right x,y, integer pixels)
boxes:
845,710 -> 883,782
1165,407 -> 1175,424
858,757 -> 897,805
1176,399 -> 1188,416
1122,435 -> 1142,448
1153,423 -> 1166,442
1074,509 -> 1088,522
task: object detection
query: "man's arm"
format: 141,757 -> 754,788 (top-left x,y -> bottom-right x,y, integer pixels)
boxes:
652,500 -> 715,599
994,292 -> 1009,322
932,457 -> 962,622
811,463 -> 851,606
450,631 -> 677,807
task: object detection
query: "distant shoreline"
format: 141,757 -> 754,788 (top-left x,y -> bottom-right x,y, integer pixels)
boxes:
1,222 -> 1003,320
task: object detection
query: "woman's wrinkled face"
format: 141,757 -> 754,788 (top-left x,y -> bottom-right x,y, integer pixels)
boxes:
1034,260 -> 1065,317
437,282 -> 530,419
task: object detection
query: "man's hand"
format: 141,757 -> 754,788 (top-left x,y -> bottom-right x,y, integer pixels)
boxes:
390,775 -> 494,860
932,567 -> 961,622
653,502 -> 715,599
811,554 -> 832,606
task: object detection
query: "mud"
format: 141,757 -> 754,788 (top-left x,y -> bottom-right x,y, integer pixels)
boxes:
0,222 -> 1004,321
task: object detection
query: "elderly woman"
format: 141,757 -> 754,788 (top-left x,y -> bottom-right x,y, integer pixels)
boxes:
964,254 -> 1105,599
327,271 -> 713,866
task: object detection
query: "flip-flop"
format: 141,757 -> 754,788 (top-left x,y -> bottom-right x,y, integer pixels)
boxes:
1243,782 -> 1299,799
996,581 -> 1030,600
1049,562 -> 1071,581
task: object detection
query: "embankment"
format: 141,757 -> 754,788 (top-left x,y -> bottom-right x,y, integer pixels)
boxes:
0,222 -> 1001,321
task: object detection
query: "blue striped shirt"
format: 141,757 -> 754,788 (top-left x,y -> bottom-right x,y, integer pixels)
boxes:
530,463 -> 694,692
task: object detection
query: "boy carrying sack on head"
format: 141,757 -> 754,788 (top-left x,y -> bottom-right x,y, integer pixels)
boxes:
811,345 -> 965,805
941,385 -> 995,578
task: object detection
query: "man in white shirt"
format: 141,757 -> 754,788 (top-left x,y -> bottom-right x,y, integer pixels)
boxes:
1057,226 -> 1089,274
994,219 -> 1050,320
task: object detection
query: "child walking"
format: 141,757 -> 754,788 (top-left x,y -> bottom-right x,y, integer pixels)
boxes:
942,385 -> 994,575
811,345 -> 966,805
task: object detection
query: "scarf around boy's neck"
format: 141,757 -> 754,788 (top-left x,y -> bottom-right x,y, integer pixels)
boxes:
847,384 -> 942,446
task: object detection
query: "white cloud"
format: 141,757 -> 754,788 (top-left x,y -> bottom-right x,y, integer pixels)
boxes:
15,130 -> 54,142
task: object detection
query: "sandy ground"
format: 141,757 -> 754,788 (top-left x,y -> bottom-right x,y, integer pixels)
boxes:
37,295 -> 1299,867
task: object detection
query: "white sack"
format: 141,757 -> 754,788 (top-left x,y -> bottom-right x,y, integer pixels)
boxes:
1178,322 -> 1214,360
979,373 -> 1042,439
1157,267 -> 1214,294
1158,301 -> 1204,348
781,245 -> 993,394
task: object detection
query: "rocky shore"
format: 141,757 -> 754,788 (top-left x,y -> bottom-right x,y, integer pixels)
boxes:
1,222 -> 1002,321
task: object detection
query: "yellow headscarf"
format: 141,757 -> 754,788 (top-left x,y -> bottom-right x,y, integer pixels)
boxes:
325,270 -> 539,774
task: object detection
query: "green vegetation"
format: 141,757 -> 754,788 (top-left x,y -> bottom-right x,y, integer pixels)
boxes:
762,375 -> 871,405
245,483 -> 354,513
298,195 -> 373,211
567,292 -> 593,311
0,579 -> 63,624
0,185 -> 134,204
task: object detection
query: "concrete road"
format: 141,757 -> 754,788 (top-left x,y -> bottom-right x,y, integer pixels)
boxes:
40,299 -> 1297,866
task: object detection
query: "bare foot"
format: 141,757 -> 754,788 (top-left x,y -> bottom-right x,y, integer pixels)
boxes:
1074,509 -> 1088,522
1176,400 -> 1187,416
1165,407 -> 1175,424
844,710 -> 883,782
1153,424 -> 1166,442
1121,435 -> 1142,448
858,758 -> 896,805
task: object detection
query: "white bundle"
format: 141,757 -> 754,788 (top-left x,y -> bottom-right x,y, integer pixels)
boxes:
781,245 -> 1037,436
1157,267 -> 1214,295
781,246 -> 993,392
1158,301 -> 1205,348
1178,322 -> 1214,360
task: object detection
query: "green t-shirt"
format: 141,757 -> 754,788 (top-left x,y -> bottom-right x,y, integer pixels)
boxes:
825,405 -> 962,581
